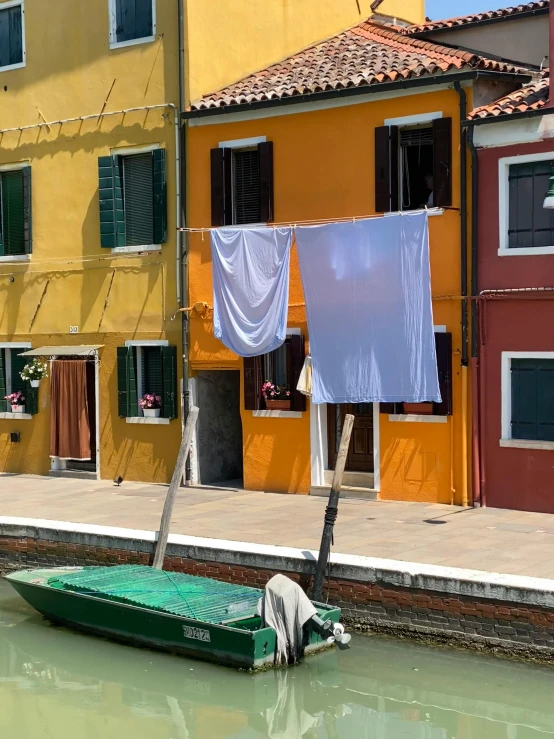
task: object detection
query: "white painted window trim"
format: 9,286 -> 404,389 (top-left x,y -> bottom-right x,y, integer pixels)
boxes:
0,412 -> 31,420
0,254 -> 30,263
0,342 -> 32,418
109,144 -> 162,253
501,351 -> 554,447
0,161 -> 30,172
498,150 -> 554,256
0,0 -> 26,73
218,136 -> 266,149
108,0 -> 156,50
384,111 -> 443,127
253,328 -> 302,418
124,340 -> 169,421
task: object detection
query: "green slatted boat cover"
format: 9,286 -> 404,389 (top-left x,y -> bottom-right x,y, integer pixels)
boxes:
48,566 -> 263,624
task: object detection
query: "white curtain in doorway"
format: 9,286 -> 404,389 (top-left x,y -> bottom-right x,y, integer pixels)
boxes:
295,212 -> 441,404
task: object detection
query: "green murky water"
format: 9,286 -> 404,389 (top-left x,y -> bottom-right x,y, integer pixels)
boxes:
1,580 -> 554,738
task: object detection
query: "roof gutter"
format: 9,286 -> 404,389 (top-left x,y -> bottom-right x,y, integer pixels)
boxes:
184,70 -> 532,121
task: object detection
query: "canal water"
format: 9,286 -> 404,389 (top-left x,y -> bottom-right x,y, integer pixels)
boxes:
1,581 -> 553,738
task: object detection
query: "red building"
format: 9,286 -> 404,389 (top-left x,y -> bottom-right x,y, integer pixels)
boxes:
470,10 -> 554,512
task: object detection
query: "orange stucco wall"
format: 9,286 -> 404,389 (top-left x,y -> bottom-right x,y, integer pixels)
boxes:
188,86 -> 470,503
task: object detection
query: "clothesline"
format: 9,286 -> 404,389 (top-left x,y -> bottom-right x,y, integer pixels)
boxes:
178,207 -> 445,233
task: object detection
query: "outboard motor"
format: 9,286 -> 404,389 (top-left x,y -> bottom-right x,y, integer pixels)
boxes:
309,613 -> 351,648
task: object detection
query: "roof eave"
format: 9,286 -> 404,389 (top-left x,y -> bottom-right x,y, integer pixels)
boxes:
407,6 -> 549,38
184,70 -> 532,121
465,105 -> 551,126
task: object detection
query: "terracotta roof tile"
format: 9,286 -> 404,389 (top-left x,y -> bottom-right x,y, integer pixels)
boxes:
469,70 -> 549,119
403,2 -> 548,35
191,20 -> 529,112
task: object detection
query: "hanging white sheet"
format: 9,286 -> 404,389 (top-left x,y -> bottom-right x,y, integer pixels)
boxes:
295,212 -> 441,405
211,227 -> 293,357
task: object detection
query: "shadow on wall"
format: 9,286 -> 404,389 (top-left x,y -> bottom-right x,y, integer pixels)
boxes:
243,425 -> 311,494
380,432 -> 445,503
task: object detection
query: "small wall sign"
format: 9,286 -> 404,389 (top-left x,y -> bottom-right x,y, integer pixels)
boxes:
69,326 -> 79,334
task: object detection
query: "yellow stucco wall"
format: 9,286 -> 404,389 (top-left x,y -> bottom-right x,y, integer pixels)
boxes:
188,85 -> 470,504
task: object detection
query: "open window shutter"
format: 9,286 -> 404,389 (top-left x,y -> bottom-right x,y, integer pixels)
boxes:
433,118 -> 452,208
375,126 -> 399,213
117,346 -> 129,417
152,149 -> 167,244
434,332 -> 453,416
2,170 -> 25,256
127,346 -> 138,417
258,141 -> 274,223
290,334 -> 306,412
135,0 -> 153,38
244,356 -> 262,411
210,148 -> 233,226
22,166 -> 32,254
0,349 -> 6,412
99,156 -> 125,248
161,345 -> 177,420
25,382 -> 38,415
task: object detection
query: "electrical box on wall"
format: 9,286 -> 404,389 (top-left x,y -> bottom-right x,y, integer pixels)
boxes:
10,432 -> 20,443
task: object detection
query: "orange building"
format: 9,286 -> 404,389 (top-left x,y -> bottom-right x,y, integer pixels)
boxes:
185,19 -> 531,503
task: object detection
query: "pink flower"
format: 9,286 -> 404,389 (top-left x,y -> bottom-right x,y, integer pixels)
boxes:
138,393 -> 161,409
5,391 -> 25,405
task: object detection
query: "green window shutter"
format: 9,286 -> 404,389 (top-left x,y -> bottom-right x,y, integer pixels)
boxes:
117,346 -> 138,418
152,149 -> 167,244
26,382 -> 38,415
23,166 -> 32,254
123,153 -> 154,246
1,170 -> 25,255
11,350 -> 26,394
511,358 -> 554,441
161,345 -> 177,420
99,155 -> 125,248
0,349 -> 6,412
127,346 -> 138,417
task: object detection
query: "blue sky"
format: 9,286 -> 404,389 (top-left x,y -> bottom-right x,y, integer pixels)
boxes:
426,0 -> 507,18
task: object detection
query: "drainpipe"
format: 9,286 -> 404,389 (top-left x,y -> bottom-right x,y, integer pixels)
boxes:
178,0 -> 191,480
467,124 -> 482,507
454,82 -> 469,507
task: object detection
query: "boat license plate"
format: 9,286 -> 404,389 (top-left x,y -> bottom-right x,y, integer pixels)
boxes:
183,625 -> 211,642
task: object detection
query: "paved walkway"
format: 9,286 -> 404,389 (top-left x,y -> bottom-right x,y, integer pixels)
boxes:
2,474 -> 554,580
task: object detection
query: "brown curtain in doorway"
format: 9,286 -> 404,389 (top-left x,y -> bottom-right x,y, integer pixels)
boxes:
50,360 -> 91,460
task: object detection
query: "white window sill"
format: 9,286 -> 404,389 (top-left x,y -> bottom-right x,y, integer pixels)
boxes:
126,417 -> 170,425
0,254 -> 30,263
0,61 -> 25,74
500,438 -> 554,451
110,36 -> 156,50
389,414 -> 447,424
385,209 -> 444,218
498,246 -> 554,256
0,412 -> 32,420
252,410 -> 302,419
112,244 -> 161,255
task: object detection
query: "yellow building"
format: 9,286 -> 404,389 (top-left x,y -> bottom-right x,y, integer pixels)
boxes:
0,0 -> 424,483
185,18 -> 531,503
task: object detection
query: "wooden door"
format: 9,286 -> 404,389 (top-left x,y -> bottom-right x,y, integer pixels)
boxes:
328,403 -> 374,472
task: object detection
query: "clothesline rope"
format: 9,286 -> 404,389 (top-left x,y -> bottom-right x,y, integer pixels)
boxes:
178,207 -> 444,233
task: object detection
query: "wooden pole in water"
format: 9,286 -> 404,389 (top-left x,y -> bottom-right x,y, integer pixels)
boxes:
153,405 -> 199,570
312,413 -> 354,602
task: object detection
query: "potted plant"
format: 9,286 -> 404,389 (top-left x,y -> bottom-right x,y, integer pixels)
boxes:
262,381 -> 291,411
20,358 -> 48,388
5,391 -> 25,413
139,393 -> 162,418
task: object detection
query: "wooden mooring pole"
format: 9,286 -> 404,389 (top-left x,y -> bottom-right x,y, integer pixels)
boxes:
312,413 -> 354,602
153,406 -> 199,570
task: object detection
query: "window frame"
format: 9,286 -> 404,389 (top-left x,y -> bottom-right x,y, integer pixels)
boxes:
0,341 -> 32,419
0,0 -> 25,73
108,0 -> 156,50
124,339 -> 169,424
501,351 -> 554,449
499,151 -> 554,257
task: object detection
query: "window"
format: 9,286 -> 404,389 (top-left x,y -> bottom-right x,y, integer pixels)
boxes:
375,118 -> 452,213
117,344 -> 177,419
110,0 -> 155,47
502,355 -> 554,443
380,332 -> 453,417
244,334 -> 306,412
0,167 -> 32,257
0,346 -> 37,415
98,149 -> 166,248
0,1 -> 24,71
508,160 -> 554,249
210,142 -> 274,226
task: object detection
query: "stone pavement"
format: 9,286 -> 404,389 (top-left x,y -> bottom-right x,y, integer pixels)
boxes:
1,474 -> 554,580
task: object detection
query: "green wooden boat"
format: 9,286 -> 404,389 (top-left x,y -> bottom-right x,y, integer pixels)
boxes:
4,565 -> 341,670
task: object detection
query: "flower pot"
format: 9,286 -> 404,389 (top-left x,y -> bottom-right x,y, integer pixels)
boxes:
143,408 -> 161,418
11,405 -> 25,414
30,380 -> 40,388
265,399 -> 291,411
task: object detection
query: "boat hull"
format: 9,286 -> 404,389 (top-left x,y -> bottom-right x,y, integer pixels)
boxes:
4,568 -> 340,669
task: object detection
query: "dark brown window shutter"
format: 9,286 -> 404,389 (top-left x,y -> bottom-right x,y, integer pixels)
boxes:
375,126 -> 399,213
380,402 -> 402,414
434,332 -> 453,416
258,141 -> 274,223
433,118 -> 452,208
290,334 -> 306,412
210,148 -> 233,226
244,356 -> 263,410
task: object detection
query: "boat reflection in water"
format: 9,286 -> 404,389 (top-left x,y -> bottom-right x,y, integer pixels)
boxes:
1,586 -> 553,738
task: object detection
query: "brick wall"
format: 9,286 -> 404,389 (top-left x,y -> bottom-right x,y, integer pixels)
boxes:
2,535 -> 554,661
